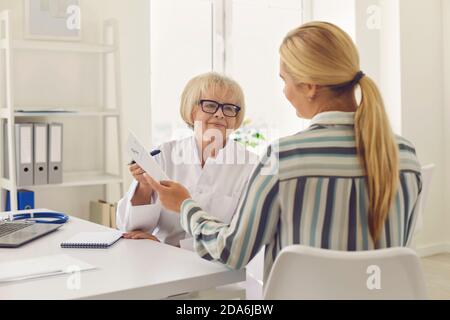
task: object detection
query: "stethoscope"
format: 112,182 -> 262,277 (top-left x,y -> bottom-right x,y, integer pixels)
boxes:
8,211 -> 69,224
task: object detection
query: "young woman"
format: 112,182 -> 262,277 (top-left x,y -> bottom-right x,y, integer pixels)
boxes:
145,22 -> 422,282
116,72 -> 258,248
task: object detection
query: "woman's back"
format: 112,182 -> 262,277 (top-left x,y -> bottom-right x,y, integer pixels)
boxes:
180,112 -> 422,283
276,111 -> 422,255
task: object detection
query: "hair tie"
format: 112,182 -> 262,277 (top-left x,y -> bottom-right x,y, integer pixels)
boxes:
352,71 -> 365,85
329,71 -> 366,93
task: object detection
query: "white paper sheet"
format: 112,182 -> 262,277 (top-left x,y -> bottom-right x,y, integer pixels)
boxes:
126,131 -> 169,182
0,254 -> 96,283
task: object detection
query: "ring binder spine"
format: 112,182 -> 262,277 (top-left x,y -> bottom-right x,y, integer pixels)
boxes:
60,236 -> 121,249
61,243 -> 109,249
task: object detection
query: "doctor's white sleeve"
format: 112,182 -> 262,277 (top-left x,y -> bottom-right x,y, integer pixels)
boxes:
116,180 -> 162,232
116,148 -> 164,233
179,145 -> 280,271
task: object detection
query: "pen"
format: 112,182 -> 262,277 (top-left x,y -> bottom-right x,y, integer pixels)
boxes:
128,149 -> 161,166
0,269 -> 66,283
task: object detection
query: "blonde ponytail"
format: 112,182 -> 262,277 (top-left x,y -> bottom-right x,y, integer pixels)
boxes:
355,76 -> 399,243
280,21 -> 399,244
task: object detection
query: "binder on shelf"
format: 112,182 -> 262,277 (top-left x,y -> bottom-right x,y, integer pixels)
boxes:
15,123 -> 34,187
89,200 -> 118,229
5,190 -> 35,211
48,123 -> 63,184
3,122 -> 9,180
110,203 -> 117,229
89,200 -> 111,227
33,123 -> 48,185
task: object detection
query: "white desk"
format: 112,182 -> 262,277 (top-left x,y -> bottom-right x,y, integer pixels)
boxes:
0,209 -> 245,300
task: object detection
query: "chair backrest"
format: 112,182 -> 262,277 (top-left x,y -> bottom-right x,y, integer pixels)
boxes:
414,164 -> 435,233
263,245 -> 428,300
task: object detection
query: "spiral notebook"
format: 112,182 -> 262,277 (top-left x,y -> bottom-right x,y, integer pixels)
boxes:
61,231 -> 123,249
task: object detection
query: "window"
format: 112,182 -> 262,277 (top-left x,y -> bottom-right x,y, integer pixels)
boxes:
150,0 -> 214,146
150,0 -> 361,149
150,0 -> 308,150
225,0 -> 308,145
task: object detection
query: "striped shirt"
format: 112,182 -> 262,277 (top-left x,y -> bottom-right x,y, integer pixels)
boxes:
180,111 -> 423,282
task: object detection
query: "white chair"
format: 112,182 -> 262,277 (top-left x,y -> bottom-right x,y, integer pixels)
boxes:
414,164 -> 435,234
263,245 -> 428,300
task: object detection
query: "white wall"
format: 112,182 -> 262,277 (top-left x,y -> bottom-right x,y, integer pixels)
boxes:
379,0 -> 402,134
311,0 -> 356,39
0,0 -> 151,219
92,0 -> 152,194
355,0 -> 381,86
398,0 -> 447,250
443,0 -> 450,245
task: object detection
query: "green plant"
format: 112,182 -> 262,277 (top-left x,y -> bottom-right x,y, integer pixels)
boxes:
232,119 -> 267,149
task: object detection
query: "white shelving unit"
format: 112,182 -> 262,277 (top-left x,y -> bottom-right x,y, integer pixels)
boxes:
12,110 -> 120,118
0,10 -> 124,212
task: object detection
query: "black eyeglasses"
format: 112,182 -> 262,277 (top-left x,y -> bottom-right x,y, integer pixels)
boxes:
199,100 -> 241,118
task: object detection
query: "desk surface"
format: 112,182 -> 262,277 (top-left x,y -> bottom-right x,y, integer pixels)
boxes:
0,209 -> 245,300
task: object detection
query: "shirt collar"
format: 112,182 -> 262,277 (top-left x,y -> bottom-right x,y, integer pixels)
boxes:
309,111 -> 356,127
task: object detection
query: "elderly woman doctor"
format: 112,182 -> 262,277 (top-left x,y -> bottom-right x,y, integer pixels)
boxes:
116,72 -> 258,248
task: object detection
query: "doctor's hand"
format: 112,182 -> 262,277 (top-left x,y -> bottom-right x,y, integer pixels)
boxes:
123,230 -> 160,242
129,164 -> 152,189
143,173 -> 191,213
129,164 -> 154,206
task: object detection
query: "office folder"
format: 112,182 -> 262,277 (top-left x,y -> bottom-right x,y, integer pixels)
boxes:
5,190 -> 35,211
110,203 -> 117,229
15,123 -> 34,187
3,122 -> 9,180
33,123 -> 48,185
48,123 -> 63,184
89,200 -> 111,227
89,200 -> 118,229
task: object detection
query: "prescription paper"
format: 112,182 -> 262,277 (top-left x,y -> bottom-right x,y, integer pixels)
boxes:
126,131 -> 169,182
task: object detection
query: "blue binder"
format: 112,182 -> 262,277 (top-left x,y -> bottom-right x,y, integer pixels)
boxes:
5,190 -> 35,212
